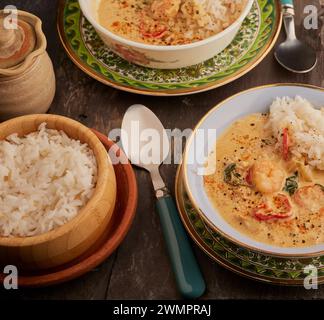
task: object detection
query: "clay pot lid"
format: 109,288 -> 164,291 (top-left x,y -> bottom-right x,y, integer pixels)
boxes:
0,16 -> 36,69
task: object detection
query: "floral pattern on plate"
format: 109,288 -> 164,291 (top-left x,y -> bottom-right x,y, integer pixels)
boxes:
59,0 -> 281,95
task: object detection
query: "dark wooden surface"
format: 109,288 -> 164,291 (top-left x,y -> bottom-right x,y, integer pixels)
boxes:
0,0 -> 323,300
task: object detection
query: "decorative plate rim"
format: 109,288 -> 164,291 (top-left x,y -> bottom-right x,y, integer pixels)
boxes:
175,165 -> 324,286
57,0 -> 282,96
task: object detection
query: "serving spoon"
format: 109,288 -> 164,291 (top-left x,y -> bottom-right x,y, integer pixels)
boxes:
274,0 -> 317,73
121,104 -> 206,299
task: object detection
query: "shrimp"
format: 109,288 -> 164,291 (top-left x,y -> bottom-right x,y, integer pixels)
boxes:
253,194 -> 293,221
150,0 -> 181,20
294,185 -> 324,214
251,160 -> 285,194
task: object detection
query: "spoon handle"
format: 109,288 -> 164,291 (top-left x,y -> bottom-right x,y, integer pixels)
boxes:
156,195 -> 206,299
281,0 -> 293,5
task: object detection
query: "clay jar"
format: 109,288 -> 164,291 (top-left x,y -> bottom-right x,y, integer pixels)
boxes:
0,10 -> 56,120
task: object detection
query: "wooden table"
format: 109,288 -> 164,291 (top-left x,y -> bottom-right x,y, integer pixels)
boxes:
1,0 -> 323,300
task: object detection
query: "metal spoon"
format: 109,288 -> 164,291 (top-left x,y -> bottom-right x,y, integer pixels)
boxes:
121,104 -> 206,299
274,0 -> 317,73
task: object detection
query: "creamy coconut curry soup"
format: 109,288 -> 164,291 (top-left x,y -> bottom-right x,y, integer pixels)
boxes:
98,0 -> 248,45
204,97 -> 324,247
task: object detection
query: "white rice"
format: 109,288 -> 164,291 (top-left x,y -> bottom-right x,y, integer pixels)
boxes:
194,0 -> 246,28
181,0 -> 248,39
269,96 -> 324,170
0,123 -> 98,237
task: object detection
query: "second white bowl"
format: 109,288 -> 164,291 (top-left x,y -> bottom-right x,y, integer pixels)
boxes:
79,0 -> 254,69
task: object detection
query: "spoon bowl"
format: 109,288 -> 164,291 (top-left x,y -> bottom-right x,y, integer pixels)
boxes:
275,38 -> 317,73
274,0 -> 317,73
121,104 -> 169,171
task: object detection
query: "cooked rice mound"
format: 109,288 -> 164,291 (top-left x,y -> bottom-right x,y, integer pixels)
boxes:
269,96 -> 324,170
0,123 -> 98,237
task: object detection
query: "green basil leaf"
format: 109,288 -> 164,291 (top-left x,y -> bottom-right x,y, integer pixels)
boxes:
224,163 -> 245,187
283,172 -> 299,196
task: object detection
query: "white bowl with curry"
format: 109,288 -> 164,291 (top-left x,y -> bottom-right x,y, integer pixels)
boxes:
183,84 -> 324,257
78,0 -> 254,69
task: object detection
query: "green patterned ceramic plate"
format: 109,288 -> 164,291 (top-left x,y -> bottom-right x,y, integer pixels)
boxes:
57,0 -> 281,96
175,166 -> 324,285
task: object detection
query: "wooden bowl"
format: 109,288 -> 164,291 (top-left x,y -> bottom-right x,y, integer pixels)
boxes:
0,131 -> 137,287
0,114 -> 116,270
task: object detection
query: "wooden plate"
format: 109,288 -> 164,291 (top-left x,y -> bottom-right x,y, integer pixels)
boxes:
0,131 -> 137,287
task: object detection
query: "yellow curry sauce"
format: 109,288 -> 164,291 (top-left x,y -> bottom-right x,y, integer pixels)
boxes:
98,0 -> 247,45
204,113 -> 324,247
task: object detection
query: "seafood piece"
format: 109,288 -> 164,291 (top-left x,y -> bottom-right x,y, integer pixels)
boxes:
251,160 -> 285,194
253,194 -> 293,221
294,185 -> 324,214
150,0 -> 181,20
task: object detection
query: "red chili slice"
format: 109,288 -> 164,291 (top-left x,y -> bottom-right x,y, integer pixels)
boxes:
253,203 -> 275,221
245,167 -> 253,186
282,128 -> 289,161
253,194 -> 292,221
140,22 -> 167,38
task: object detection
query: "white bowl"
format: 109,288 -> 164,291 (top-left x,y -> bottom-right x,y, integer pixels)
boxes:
78,0 -> 254,69
183,84 -> 324,257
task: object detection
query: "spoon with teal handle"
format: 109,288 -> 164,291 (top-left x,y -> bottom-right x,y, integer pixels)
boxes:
275,0 -> 317,73
121,104 -> 206,299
